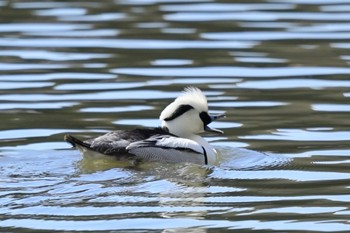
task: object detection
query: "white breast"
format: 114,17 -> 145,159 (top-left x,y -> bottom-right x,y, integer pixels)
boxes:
187,135 -> 217,165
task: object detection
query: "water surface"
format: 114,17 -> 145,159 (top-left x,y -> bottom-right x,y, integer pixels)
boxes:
1,0 -> 350,232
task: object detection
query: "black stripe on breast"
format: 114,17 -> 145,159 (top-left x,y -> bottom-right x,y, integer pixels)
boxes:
201,146 -> 208,165
164,104 -> 194,121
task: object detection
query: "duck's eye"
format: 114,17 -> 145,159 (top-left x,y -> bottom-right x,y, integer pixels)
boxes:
199,112 -> 212,126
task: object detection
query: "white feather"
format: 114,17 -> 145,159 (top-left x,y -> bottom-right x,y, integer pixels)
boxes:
159,87 -> 208,121
126,135 -> 203,154
126,135 -> 206,164
155,136 -> 204,154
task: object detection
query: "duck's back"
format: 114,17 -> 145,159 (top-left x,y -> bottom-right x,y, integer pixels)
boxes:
86,128 -> 170,155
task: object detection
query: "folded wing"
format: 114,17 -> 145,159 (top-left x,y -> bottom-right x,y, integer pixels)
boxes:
126,135 -> 207,164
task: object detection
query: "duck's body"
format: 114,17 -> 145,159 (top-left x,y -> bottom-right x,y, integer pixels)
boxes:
65,87 -> 224,165
65,127 -> 211,164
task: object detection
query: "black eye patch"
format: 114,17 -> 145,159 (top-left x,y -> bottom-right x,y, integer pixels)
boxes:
164,104 -> 194,121
199,112 -> 212,126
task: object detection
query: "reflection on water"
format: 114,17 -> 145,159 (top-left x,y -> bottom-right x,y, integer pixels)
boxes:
1,0 -> 350,232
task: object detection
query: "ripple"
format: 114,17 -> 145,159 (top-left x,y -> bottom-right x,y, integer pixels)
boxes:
0,176 -> 62,189
2,205 -> 231,217
118,0 -> 213,5
202,31 -> 350,41
2,217 -> 350,232
0,129 -> 79,140
312,104 -> 350,112
341,55 -> 350,61
25,29 -> 119,37
34,8 -> 87,16
81,105 -> 153,113
242,206 -> 347,215
160,3 -> 295,12
55,82 -> 141,90
230,51 -> 267,57
239,21 -> 298,29
209,122 -> 242,129
290,23 -> 350,32
210,101 -> 287,107
0,38 -> 257,49
291,149 -> 350,158
161,28 -> 196,34
0,73 -> 116,81
235,57 -> 287,63
58,13 -> 125,22
237,79 -> 350,89
136,22 -> 169,29
0,50 -> 112,61
0,142 -> 70,150
332,43 -> 350,49
0,218 -> 234,231
0,90 -> 178,101
0,63 -> 67,71
270,0 -> 350,4
112,66 -> 350,77
0,23 -> 89,32
0,102 -> 78,110
321,5 -> 350,12
147,78 -> 241,86
0,81 -> 54,89
211,169 -> 350,181
166,12 -> 350,22
218,147 -> 291,170
13,2 -> 74,9
151,59 -> 193,66
241,129 -> 350,142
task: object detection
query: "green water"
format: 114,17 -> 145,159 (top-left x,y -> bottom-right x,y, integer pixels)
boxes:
1,0 -> 350,232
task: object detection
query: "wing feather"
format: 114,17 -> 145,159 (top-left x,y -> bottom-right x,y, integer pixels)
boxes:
126,135 -> 206,164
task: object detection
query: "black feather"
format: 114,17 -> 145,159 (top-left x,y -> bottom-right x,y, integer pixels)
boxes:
65,127 -> 172,156
199,111 -> 212,126
64,134 -> 91,148
164,104 -> 193,121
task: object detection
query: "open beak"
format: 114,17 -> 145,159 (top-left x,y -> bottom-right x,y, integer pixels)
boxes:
205,112 -> 225,134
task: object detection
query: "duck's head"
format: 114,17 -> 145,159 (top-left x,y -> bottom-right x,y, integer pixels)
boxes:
159,87 -> 225,137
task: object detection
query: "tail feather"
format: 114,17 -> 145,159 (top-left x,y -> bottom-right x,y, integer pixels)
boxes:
64,134 -> 91,149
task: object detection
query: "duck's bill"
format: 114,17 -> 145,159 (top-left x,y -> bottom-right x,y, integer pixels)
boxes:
209,112 -> 226,121
204,112 -> 225,134
205,125 -> 224,134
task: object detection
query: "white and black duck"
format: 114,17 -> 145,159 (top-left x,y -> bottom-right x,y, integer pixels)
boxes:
64,87 -> 225,165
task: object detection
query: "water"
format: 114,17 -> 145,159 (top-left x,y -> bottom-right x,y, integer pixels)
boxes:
1,0 -> 350,232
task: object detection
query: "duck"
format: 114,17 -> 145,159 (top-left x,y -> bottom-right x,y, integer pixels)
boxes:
64,87 -> 225,165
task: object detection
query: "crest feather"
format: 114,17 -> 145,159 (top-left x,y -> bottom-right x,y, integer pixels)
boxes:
178,87 -> 208,110
160,87 -> 208,120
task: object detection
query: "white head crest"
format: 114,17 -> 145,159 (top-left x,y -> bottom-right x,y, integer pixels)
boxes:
160,87 -> 208,122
